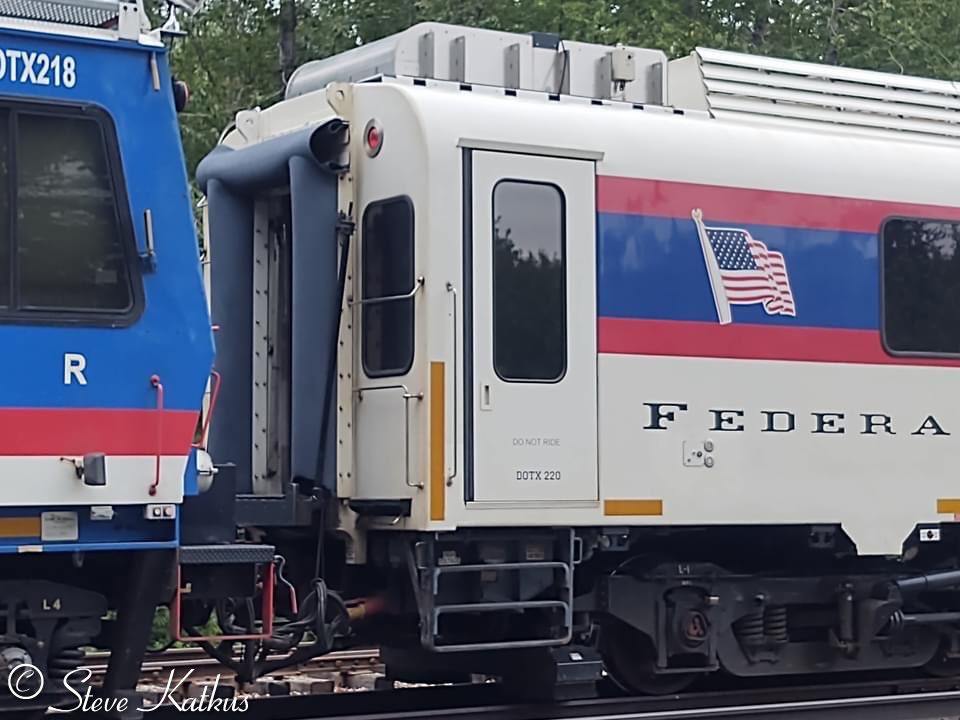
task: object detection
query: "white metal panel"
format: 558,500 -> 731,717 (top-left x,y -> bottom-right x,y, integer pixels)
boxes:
413,80 -> 959,553
591,102 -> 960,204
384,79 -> 960,207
250,201 -> 275,495
241,71 -> 960,555
669,45 -> 960,138
350,86 -> 430,509
354,80 -> 960,544
0,456 -> 188,505
598,355 -> 959,557
664,55 -> 709,111
469,150 -> 598,504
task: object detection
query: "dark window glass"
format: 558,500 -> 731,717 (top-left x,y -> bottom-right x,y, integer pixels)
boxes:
361,197 -> 414,376
883,218 -> 960,355
492,180 -> 566,381
0,110 -> 8,307
16,112 -> 132,312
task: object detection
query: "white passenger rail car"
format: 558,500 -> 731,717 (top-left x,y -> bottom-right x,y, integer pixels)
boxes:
195,23 -> 960,695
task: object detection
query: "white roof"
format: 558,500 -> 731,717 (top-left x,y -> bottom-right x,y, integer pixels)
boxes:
285,21 -> 668,106
282,21 -> 960,144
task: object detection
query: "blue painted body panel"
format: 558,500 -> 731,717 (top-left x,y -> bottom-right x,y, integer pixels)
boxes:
0,26 -> 214,551
0,27 -> 213,412
598,213 -> 877,330
0,504 -> 177,552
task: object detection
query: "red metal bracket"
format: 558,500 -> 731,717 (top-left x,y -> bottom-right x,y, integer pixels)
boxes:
149,374 -> 164,497
169,559 -> 276,643
192,370 -> 222,450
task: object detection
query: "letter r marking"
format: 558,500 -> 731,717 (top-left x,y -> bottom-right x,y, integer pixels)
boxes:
64,353 -> 87,385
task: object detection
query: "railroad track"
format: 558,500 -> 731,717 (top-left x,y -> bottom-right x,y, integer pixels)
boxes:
78,645 -> 386,704
82,646 -> 381,676
279,674 -> 960,720
52,647 -> 960,719
132,673 -> 960,720
309,692 -> 960,720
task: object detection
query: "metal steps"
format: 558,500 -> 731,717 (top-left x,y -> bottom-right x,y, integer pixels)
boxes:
411,529 -> 575,652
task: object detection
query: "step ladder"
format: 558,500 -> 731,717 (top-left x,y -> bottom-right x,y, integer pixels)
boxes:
411,529 -> 576,652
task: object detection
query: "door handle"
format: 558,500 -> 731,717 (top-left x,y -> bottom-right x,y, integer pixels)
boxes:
479,382 -> 492,411
446,282 -> 458,485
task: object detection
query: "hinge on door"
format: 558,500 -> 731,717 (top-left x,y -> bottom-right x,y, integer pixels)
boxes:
335,204 -> 355,241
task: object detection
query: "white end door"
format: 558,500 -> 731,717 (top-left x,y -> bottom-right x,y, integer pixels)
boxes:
467,150 -> 598,504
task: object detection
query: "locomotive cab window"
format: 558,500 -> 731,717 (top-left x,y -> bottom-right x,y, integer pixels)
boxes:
883,217 -> 960,355
361,196 -> 415,377
0,103 -> 138,320
492,179 -> 567,382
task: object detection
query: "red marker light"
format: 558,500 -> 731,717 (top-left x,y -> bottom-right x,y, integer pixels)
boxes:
364,120 -> 383,157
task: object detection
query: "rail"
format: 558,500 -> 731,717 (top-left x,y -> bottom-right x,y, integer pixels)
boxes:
72,645 -> 960,720
306,686 -> 960,720
81,646 -> 380,675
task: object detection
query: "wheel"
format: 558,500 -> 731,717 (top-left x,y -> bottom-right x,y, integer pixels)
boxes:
598,620 -> 702,695
923,637 -> 960,678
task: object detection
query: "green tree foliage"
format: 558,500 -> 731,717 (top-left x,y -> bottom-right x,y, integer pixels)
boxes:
163,0 -> 960,178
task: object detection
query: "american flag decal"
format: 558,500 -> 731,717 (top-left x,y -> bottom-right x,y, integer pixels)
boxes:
692,208 -> 796,325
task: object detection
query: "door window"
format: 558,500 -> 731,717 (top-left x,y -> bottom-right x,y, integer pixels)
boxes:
491,180 -> 567,382
361,196 -> 415,376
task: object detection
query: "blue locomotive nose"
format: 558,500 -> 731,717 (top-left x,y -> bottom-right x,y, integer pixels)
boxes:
0,19 -> 214,533
0,3 -> 217,711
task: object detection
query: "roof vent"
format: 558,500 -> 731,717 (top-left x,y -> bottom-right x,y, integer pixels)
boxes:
0,0 -> 121,27
668,46 -> 960,139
